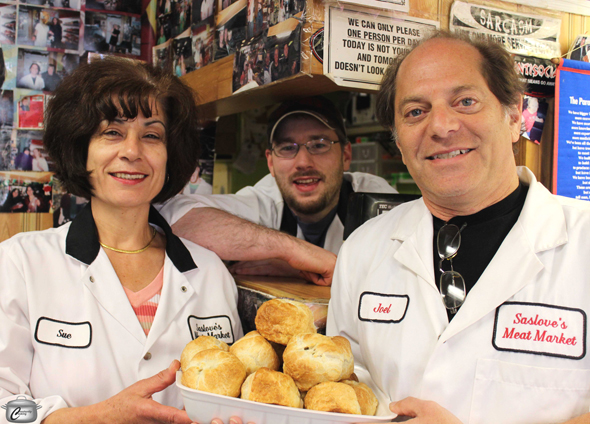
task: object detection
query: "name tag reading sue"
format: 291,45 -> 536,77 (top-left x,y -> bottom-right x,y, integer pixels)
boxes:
358,292 -> 409,323
493,302 -> 586,359
35,317 -> 92,348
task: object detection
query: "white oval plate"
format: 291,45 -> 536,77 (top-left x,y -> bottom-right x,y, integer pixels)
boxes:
176,372 -> 396,424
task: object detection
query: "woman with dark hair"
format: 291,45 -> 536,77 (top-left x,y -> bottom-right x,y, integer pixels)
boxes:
1,188 -> 26,212
23,184 -> 41,212
109,23 -> 120,51
0,56 -> 243,423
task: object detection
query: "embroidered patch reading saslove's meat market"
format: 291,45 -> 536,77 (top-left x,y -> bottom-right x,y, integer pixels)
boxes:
187,315 -> 235,344
492,302 -> 586,359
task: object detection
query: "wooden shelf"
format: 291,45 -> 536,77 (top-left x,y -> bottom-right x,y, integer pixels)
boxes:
180,0 -> 378,119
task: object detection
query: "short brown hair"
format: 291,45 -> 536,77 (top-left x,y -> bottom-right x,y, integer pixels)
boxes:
376,30 -> 525,130
43,56 -> 201,203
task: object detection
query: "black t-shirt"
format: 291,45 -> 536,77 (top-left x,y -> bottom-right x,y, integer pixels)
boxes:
432,183 -> 529,319
279,178 -> 353,249
297,206 -> 338,247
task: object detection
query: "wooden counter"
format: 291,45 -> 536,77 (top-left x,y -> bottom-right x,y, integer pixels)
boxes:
233,275 -> 330,334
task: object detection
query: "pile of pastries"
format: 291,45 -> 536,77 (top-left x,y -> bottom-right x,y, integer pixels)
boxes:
180,298 -> 378,415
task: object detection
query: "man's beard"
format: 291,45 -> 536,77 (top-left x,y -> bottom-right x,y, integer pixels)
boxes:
277,170 -> 342,217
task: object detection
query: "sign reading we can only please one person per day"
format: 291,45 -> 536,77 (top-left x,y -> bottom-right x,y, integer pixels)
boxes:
324,5 -> 438,90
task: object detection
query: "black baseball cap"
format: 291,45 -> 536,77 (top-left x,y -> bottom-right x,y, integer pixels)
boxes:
267,96 -> 348,147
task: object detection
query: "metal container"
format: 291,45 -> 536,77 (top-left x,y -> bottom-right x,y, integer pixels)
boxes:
1,396 -> 42,423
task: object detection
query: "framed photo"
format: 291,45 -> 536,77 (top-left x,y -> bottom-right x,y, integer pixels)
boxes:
193,0 -> 215,24
172,32 -> 193,76
17,94 -> 44,129
85,0 -> 141,15
0,90 -> 14,128
18,6 -> 80,50
0,3 -> 16,45
21,0 -> 81,10
214,1 -> 246,60
0,170 -> 52,213
153,38 -> 173,71
191,18 -> 214,70
0,128 -> 14,171
84,12 -> 141,56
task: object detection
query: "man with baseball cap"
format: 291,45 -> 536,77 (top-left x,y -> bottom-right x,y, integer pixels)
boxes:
159,95 -> 395,284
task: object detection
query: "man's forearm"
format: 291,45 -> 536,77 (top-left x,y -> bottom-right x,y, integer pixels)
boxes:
172,207 -> 295,261
171,207 -> 336,285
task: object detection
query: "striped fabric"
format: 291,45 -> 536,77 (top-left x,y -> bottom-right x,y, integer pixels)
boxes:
124,266 -> 164,336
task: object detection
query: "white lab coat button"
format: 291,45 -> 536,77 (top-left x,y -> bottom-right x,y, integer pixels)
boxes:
144,352 -> 152,360
89,276 -> 95,283
181,286 -> 187,292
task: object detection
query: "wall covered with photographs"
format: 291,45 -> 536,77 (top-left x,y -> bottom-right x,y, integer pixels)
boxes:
0,0 -> 144,223
152,0 -> 303,87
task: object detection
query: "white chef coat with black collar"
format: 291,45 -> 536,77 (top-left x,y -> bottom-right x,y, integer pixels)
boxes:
327,167 -> 590,423
159,172 -> 397,254
0,204 -> 242,423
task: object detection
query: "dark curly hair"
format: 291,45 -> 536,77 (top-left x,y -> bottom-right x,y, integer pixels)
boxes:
43,56 -> 201,204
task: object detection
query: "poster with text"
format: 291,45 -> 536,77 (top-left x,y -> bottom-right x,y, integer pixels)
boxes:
553,59 -> 590,200
450,1 -> 561,59
513,54 -> 556,98
324,4 -> 437,90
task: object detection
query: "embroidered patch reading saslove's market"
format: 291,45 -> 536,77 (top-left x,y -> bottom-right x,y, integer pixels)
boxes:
492,302 -> 586,359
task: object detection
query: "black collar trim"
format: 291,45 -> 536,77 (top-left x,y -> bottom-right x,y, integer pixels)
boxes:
65,203 -> 198,272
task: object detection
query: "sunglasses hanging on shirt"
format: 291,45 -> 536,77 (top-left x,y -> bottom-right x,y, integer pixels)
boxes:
437,222 -> 467,314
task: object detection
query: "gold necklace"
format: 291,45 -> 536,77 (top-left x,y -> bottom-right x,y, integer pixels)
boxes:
100,227 -> 157,254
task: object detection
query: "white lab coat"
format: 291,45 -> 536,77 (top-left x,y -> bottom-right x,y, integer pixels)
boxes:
18,73 -> 45,90
159,172 -> 396,254
327,167 -> 590,423
0,205 -> 242,423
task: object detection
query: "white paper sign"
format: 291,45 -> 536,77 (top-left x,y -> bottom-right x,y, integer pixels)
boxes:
450,1 -> 561,59
324,5 -> 438,90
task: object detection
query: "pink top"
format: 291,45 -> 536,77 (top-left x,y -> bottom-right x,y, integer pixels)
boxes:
124,266 -> 164,336
522,109 -> 537,133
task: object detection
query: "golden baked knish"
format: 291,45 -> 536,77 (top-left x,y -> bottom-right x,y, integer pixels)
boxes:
229,331 -> 280,375
304,382 -> 361,415
240,367 -> 303,408
341,380 -> 378,416
181,349 -> 246,397
282,333 -> 354,391
255,299 -> 316,345
180,336 -> 229,372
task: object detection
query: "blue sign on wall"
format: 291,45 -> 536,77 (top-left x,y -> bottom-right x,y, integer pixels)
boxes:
554,58 -> 590,200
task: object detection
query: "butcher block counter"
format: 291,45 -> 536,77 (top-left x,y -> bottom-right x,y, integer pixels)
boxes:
233,275 -> 331,335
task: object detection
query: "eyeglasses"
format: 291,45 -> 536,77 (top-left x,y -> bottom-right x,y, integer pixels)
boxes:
271,138 -> 338,159
437,222 -> 467,314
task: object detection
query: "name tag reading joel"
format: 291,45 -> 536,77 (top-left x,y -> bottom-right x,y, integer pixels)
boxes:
35,317 -> 92,348
493,302 -> 586,359
188,315 -> 235,344
358,292 -> 409,323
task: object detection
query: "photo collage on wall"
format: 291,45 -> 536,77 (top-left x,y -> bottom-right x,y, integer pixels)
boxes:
232,17 -> 299,92
0,0 -> 143,216
153,0 -> 303,78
